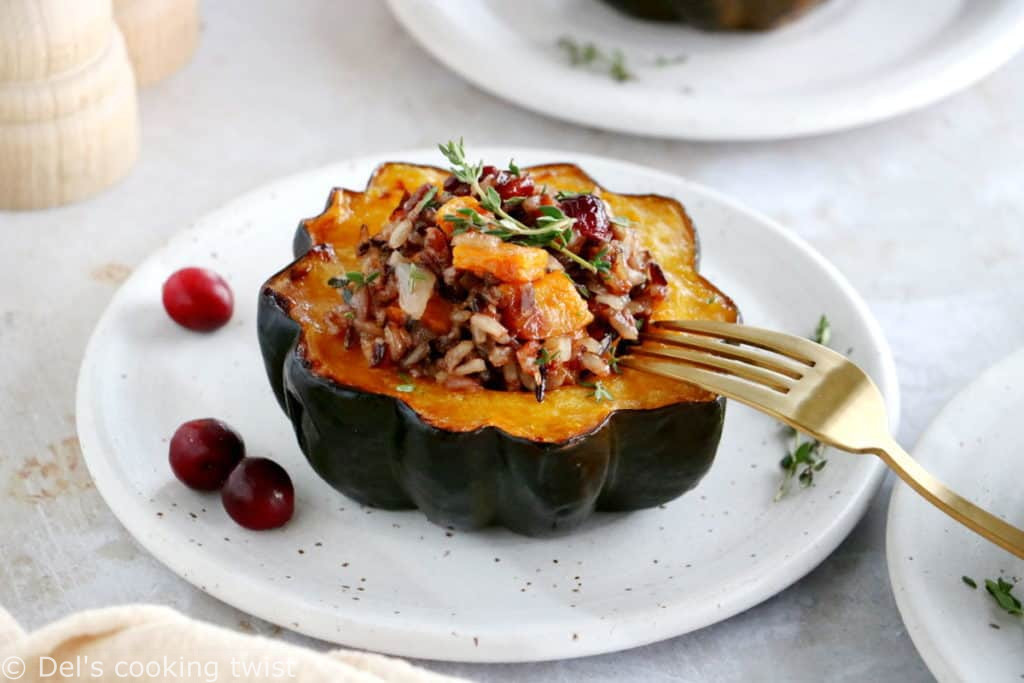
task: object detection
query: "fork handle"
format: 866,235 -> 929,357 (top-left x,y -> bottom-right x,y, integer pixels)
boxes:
873,439 -> 1024,559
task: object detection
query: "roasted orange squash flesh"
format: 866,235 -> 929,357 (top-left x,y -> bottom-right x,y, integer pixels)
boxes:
268,162 -> 738,444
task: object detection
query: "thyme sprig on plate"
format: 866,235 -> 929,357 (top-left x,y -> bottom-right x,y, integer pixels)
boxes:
438,139 -> 598,273
963,574 -> 1024,618
775,315 -> 833,501
775,438 -> 827,501
557,36 -> 633,82
986,577 -> 1023,616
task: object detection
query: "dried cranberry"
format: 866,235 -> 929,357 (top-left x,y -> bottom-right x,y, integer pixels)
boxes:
481,165 -> 499,178
443,175 -> 471,196
560,194 -> 612,242
493,171 -> 535,199
162,267 -> 233,332
221,457 -> 294,530
169,419 -> 245,491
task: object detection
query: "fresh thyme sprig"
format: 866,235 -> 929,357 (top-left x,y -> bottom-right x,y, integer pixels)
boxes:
327,271 -> 379,289
775,439 -> 827,501
986,577 -> 1023,616
607,344 -> 623,374
536,348 -> 560,369
589,247 -> 611,275
557,37 -> 633,82
775,315 -> 833,501
412,186 -> 438,214
328,271 -> 380,305
962,574 -> 1024,621
437,139 -> 598,273
580,380 -> 614,402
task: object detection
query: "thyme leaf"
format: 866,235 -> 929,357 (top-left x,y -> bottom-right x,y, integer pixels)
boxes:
775,314 -> 833,500
328,271 -> 379,289
814,314 -> 832,346
412,185 -> 438,214
537,348 -> 560,369
589,247 -> 611,274
580,380 -> 614,403
558,36 -> 634,82
986,578 -> 1023,616
554,190 -> 587,201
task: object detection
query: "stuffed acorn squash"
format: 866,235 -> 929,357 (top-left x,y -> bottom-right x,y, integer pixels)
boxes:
258,143 -> 738,535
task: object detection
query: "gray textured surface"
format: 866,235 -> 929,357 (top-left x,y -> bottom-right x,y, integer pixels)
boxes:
3,1 -> 1023,680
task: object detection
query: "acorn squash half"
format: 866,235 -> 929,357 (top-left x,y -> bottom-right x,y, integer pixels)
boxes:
258,162 -> 738,535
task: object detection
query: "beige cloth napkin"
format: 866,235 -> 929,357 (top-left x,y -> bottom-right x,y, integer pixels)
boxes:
0,605 -> 467,682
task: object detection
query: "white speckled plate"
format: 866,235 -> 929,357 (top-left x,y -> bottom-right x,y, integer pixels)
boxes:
76,148 -> 898,662
888,348 -> 1024,682
387,0 -> 1024,140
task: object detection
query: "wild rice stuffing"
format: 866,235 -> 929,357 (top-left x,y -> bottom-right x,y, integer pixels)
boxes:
325,142 -> 668,401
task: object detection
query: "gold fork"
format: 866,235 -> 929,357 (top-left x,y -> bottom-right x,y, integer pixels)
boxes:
621,319 -> 1024,560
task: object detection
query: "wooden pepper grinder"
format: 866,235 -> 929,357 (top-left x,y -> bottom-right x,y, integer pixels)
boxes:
0,0 -> 139,210
114,0 -> 199,86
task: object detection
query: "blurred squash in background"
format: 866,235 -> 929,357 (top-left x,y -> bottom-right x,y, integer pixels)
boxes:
600,0 -> 826,30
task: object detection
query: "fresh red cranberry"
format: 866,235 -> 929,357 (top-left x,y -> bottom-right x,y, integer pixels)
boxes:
221,457 -> 294,530
493,171 -> 536,199
560,194 -> 612,242
480,165 -> 499,178
169,419 -> 245,491
162,267 -> 233,332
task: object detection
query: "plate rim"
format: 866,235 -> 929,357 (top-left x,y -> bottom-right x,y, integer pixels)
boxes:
76,147 -> 900,662
886,346 -> 1024,683
386,0 -> 1024,141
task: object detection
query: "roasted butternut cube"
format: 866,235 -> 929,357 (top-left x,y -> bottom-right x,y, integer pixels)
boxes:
452,232 -> 549,284
500,271 -> 594,339
436,196 -> 488,237
419,294 -> 453,335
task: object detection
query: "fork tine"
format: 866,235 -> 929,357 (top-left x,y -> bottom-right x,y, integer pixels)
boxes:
629,344 -> 794,393
654,320 -> 822,366
620,356 -> 793,420
640,328 -> 805,379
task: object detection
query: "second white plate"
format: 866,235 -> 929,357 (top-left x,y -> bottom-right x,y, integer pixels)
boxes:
388,0 -> 1024,140
77,148 -> 899,662
888,348 -> 1024,682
